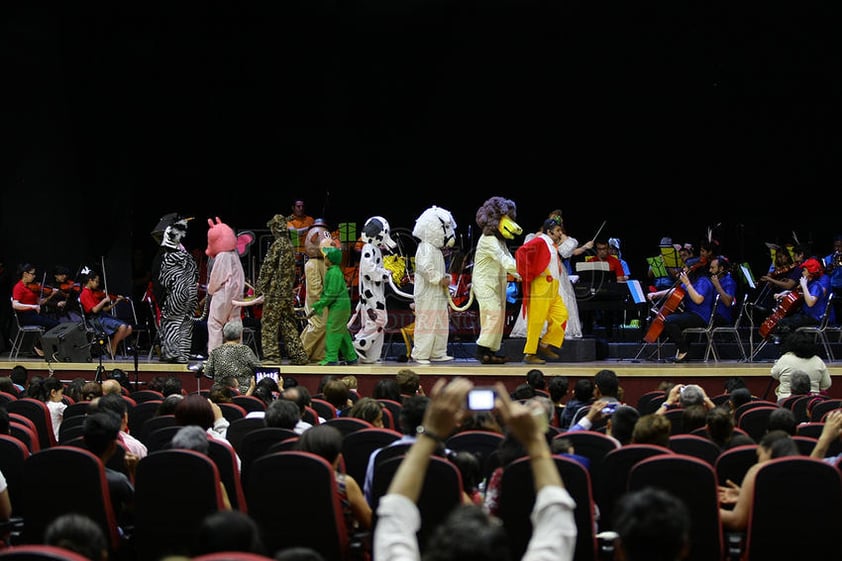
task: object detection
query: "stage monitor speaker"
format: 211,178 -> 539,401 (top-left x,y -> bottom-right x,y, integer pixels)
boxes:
41,322 -> 91,363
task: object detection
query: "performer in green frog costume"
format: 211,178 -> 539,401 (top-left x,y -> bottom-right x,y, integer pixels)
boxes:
309,246 -> 358,366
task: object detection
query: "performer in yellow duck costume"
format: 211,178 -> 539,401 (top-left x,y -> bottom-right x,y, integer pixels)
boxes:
515,218 -> 569,365
473,196 -> 522,364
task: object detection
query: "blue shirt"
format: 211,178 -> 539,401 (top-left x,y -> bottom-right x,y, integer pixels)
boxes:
683,275 -> 715,323
713,273 -> 738,324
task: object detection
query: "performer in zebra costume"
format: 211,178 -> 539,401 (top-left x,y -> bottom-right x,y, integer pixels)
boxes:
151,213 -> 199,364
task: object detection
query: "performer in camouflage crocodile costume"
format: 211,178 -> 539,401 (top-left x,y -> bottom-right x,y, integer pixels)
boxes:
256,214 -> 308,365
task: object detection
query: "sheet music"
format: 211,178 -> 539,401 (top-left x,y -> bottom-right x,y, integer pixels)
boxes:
740,263 -> 757,290
626,280 -> 647,304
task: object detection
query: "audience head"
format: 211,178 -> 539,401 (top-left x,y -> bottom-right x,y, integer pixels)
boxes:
705,406 -> 736,447
398,395 -> 429,435
448,450 -> 481,497
423,504 -> 511,561
95,394 -> 129,426
372,379 -> 402,402
162,375 -> 184,397
347,397 -> 384,427
728,388 -> 753,411
678,384 -> 705,407
395,368 -> 421,397
64,377 -> 87,402
172,424 -> 210,454
680,404 -> 708,434
612,487 -> 690,561
283,376 -> 299,390
510,383 -> 535,401
608,405 -> 641,445
265,398 -> 301,430
525,369 -> 546,391
789,371 -> 812,396
0,377 -> 16,397
322,379 -> 350,410
631,414 -> 671,448
547,376 -> 569,403
195,510 -> 265,556
156,394 -> 184,416
26,376 -> 64,402
222,319 -> 244,343
723,376 -> 747,394
174,394 -> 215,430
295,424 -> 343,467
100,379 -> 122,396
766,409 -> 797,436
594,369 -> 620,399
81,381 -> 103,402
9,365 -> 28,390
572,378 -> 595,403
44,513 -> 109,561
758,430 -> 798,460
83,411 -> 122,458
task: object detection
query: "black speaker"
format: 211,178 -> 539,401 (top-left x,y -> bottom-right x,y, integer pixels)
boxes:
41,322 -> 91,363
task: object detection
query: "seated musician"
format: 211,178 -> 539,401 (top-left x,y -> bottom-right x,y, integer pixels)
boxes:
43,265 -> 82,323
709,256 -> 738,326
586,239 -> 627,281
79,270 -> 133,360
767,257 -> 832,341
646,260 -> 716,362
756,244 -> 803,316
11,263 -> 61,357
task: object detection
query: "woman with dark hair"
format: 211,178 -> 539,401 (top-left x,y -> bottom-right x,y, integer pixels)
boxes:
174,393 -> 231,444
372,379 -> 402,402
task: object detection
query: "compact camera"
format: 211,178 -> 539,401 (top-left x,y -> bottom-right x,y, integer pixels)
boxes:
601,402 -> 619,416
467,387 -> 497,411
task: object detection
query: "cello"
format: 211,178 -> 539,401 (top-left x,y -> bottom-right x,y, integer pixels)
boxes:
642,261 -> 707,343
758,289 -> 803,339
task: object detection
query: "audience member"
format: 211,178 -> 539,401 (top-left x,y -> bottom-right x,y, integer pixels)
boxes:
727,388 -> 753,413
447,450 -> 483,505
83,411 -> 135,527
204,319 -> 261,395
322,378 -> 353,416
723,376 -> 748,394
525,369 -> 547,395
194,510 -> 265,557
155,394 -> 184,416
81,382 -> 103,402
510,383 -> 536,402
680,404 -> 709,434
395,369 -> 424,401
27,376 -> 66,442
612,487 -> 690,561
296,424 -> 372,533
558,378 -> 594,429
655,383 -> 715,416
373,377 -> 576,561
100,379 -> 122,396
705,406 -> 755,450
94,394 -> 148,459
64,377 -> 87,403
44,513 -> 109,561
372,379 -> 402,403
810,409 -> 842,463
0,378 -> 17,397
766,407 -> 797,435
282,385 -> 318,432
174,394 -> 231,444
770,331 -> 832,402
547,375 -> 569,427
631,414 -> 671,448
788,371 -> 813,398
718,430 -> 798,531
9,365 -> 28,394
161,376 -> 185,397
264,399 -> 302,431
347,397 -> 385,428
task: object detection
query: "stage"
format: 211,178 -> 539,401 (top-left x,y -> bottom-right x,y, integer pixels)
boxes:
4,336 -> 841,407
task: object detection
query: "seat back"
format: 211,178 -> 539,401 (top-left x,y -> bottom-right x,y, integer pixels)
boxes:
809,398 -> 842,422
556,430 -> 619,496
192,553 -> 275,561
138,414 -> 177,445
231,395 -> 267,413
126,400 -> 163,440
736,405 -> 778,441
129,390 -> 165,403
57,415 -> 87,445
783,394 -> 813,423
323,417 -> 374,437
796,422 -> 842,457
6,398 -> 57,450
246,451 -> 350,561
206,438 -> 247,513
372,455 -> 463,555
597,444 -> 672,532
310,398 -> 337,420
628,454 -> 725,561
0,544 -> 94,561
790,434 -> 819,455
62,401 -> 91,419
668,434 -> 720,466
239,427 -> 299,485
225,417 -> 267,456
133,449 -> 226,561
20,447 -> 121,552
217,402 -> 248,423
499,455 -> 597,561
714,444 -> 758,486
144,425 -> 182,453
635,391 -> 666,415
341,428 -> 401,485
733,400 -> 777,423
445,430 -> 505,481
376,399 -> 403,428
744,457 -> 842,560
0,434 -> 30,517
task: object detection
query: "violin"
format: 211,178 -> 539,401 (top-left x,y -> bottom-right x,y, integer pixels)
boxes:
92,289 -> 126,303
769,263 -> 797,279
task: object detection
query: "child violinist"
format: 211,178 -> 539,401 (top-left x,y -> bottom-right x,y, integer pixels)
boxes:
11,263 -> 60,357
79,270 -> 133,360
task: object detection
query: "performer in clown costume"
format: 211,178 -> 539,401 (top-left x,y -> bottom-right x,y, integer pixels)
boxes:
410,205 -> 457,365
351,216 -> 399,363
205,216 -> 245,354
150,213 -> 199,364
473,196 -> 522,364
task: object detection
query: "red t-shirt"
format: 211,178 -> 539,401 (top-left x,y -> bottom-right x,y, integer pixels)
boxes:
12,280 -> 38,306
79,287 -> 102,314
586,255 -> 625,280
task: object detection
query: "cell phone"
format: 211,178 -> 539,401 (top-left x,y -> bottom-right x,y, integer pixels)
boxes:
601,402 -> 619,416
467,387 -> 497,411
254,366 -> 281,385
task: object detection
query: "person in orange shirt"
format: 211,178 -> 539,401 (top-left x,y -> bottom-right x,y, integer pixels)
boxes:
287,198 -> 315,258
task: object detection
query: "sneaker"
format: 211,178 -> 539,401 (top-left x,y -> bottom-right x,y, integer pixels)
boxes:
524,354 -> 546,365
414,358 -> 431,365
431,355 -> 454,362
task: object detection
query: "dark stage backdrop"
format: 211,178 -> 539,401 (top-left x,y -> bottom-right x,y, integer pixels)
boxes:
3,2 -> 841,301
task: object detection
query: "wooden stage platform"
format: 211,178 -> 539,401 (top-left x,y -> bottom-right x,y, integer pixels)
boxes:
4,342 -> 841,407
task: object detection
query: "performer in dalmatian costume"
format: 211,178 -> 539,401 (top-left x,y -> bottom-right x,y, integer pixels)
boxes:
150,213 -> 199,364
410,205 -> 457,365
205,217 -> 245,354
351,216 -> 411,363
473,196 -> 522,364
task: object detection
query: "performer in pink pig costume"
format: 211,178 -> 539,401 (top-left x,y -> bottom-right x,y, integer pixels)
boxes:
205,216 -> 245,353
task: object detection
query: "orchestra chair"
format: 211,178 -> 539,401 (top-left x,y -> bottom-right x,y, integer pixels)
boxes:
323,417 -> 373,437
340,427 -> 401,486
596,443 -> 672,533
126,400 -> 162,443
20,447 -> 122,555
628,454 -> 726,561
231,395 -> 266,414
238,427 -> 299,486
310,398 -> 337,421
736,405 -> 778,442
246,451 -> 357,561
740,457 -> 842,560
808,398 -> 842,422
0,545 -> 93,561
371,455 -> 463,556
0,434 -> 30,519
224,417 -> 266,457
9,300 -> 45,362
668,434 -> 720,466
499,455 -> 597,561
133,449 -> 226,561
714,444 -> 758,487
5,399 -> 56,450
206,438 -> 247,513
708,293 -> 750,361
795,292 -> 836,361
680,294 -> 720,362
